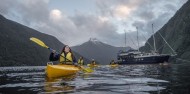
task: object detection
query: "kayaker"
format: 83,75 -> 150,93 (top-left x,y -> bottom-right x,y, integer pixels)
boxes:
110,60 -> 115,65
91,59 -> 96,65
49,45 -> 77,65
78,57 -> 84,66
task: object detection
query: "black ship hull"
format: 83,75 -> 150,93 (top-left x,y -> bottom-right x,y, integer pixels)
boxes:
118,54 -> 170,65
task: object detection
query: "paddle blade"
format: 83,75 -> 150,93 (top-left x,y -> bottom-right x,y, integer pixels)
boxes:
30,37 -> 48,48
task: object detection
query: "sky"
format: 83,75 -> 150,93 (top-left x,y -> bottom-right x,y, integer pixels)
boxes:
0,0 -> 188,48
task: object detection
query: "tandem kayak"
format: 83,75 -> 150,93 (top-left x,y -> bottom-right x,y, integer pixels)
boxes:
46,64 -> 80,78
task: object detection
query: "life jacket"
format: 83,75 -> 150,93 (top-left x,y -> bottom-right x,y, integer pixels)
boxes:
91,61 -> 96,65
110,61 -> 115,65
78,59 -> 84,65
59,52 -> 73,64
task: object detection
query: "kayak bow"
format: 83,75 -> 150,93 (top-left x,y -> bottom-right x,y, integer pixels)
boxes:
46,64 -> 80,78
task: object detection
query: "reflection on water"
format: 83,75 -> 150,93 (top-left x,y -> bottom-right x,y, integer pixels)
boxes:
44,75 -> 76,93
0,63 -> 190,94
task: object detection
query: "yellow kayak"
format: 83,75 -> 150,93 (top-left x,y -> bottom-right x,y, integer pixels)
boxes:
110,64 -> 119,67
46,64 -> 80,78
87,64 -> 99,68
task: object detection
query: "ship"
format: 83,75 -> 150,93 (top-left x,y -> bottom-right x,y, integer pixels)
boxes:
117,49 -> 171,64
117,24 -> 176,64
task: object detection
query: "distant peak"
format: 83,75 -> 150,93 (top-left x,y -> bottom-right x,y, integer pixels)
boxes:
89,38 -> 102,45
89,38 -> 99,42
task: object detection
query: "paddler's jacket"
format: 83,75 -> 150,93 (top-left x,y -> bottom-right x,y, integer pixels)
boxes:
49,52 -> 77,64
78,59 -> 84,65
109,61 -> 115,65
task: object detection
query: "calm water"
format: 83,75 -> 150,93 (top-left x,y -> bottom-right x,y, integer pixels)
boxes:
0,62 -> 190,94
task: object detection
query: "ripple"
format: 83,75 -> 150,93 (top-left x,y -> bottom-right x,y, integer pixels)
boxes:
0,65 -> 174,94
0,82 -> 44,88
5,72 -> 45,77
123,77 -> 169,83
0,66 -> 45,72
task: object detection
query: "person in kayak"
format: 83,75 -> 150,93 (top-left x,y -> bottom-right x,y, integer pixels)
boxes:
78,57 -> 84,66
110,60 -> 116,65
91,59 -> 96,65
49,45 -> 77,65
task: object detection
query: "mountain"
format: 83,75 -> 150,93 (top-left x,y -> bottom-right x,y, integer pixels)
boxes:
0,14 -> 89,66
140,1 -> 190,61
72,38 -> 131,65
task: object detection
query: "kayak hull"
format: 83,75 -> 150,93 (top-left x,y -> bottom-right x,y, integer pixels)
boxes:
87,64 -> 99,68
110,64 -> 119,67
46,64 -> 80,78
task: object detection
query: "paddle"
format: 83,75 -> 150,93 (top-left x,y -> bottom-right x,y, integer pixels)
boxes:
30,37 -> 93,73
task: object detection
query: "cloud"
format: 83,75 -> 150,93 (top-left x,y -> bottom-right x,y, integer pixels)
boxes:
95,0 -> 187,47
0,0 -> 49,26
0,0 -> 14,14
49,9 -> 62,21
68,12 -> 119,45
114,5 -> 132,20
0,0 -> 188,49
17,0 -> 49,25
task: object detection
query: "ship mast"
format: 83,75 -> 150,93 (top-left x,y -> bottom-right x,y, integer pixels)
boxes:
125,30 -> 126,48
152,24 -> 157,52
136,27 -> 139,51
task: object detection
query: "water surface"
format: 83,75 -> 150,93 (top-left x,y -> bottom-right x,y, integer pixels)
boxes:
0,62 -> 190,94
